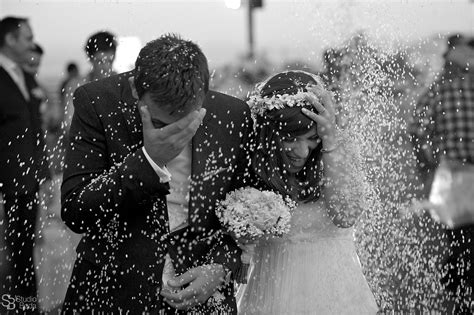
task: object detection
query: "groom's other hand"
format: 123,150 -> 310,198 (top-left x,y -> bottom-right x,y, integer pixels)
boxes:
139,104 -> 206,167
160,264 -> 226,310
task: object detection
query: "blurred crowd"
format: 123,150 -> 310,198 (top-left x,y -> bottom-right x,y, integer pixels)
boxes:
0,14 -> 473,313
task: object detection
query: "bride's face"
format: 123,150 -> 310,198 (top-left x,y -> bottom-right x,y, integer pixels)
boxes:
281,127 -> 321,174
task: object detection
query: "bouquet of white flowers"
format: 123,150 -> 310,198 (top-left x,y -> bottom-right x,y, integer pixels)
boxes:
216,187 -> 296,283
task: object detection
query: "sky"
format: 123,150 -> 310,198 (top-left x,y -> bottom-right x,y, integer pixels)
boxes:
1,0 -> 473,82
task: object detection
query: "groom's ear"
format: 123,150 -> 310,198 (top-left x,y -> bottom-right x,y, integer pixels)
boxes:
128,76 -> 139,100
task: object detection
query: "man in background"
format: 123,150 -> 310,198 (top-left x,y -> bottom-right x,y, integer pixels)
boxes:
22,43 -> 52,126
59,62 -> 79,105
411,34 -> 474,313
0,16 -> 50,313
410,34 -> 469,197
62,31 -> 117,134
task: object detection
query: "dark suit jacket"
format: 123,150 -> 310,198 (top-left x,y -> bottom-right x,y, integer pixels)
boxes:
0,66 -> 49,196
61,71 -> 252,313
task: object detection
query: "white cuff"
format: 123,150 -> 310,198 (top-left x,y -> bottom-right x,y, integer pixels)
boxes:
142,147 -> 172,183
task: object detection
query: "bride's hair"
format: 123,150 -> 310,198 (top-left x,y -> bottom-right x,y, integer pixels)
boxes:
251,71 -> 324,202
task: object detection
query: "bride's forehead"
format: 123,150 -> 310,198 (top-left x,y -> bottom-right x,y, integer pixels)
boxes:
297,127 -> 318,138
276,113 -> 315,127
280,125 -> 317,137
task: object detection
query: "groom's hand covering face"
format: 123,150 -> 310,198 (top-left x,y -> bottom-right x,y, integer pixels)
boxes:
141,91 -> 204,127
139,95 -> 206,167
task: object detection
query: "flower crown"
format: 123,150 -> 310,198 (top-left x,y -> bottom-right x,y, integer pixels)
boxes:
246,72 -> 325,122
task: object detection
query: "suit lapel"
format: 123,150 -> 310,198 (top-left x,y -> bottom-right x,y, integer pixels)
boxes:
190,104 -> 212,181
118,72 -> 143,150
0,67 -> 29,103
23,73 -> 43,134
188,102 -> 222,230
0,68 -> 40,133
22,70 -> 35,101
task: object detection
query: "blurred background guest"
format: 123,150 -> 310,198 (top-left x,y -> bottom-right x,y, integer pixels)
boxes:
62,30 -> 117,135
410,34 -> 469,197
28,31 -> 118,313
83,30 -> 117,82
0,16 -> 51,313
410,34 -> 474,313
59,62 -> 79,107
22,42 -> 57,131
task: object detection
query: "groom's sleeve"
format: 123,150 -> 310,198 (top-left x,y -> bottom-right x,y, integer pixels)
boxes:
142,147 -> 172,182
61,85 -> 170,234
208,233 -> 242,279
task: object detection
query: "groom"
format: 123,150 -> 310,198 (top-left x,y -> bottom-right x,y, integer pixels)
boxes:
61,34 -> 251,314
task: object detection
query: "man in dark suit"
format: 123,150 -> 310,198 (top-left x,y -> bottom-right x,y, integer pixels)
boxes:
0,16 -> 50,311
61,34 -> 252,314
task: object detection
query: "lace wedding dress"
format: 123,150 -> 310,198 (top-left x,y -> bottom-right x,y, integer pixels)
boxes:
238,201 -> 378,315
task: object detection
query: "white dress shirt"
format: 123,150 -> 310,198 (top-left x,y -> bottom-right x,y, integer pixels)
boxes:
142,144 -> 192,288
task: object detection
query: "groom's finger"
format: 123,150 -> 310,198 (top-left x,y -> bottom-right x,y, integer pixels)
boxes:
171,108 -> 206,145
160,269 -> 198,302
301,108 -> 327,125
167,269 -> 197,288
138,103 -> 154,131
161,286 -> 200,310
165,287 -> 199,303
160,289 -> 187,304
161,108 -> 206,137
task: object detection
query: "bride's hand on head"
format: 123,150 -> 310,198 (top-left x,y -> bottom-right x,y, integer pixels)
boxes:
301,86 -> 337,149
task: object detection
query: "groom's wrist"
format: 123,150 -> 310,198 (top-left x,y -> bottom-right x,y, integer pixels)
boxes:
142,147 -> 171,183
223,266 -> 232,285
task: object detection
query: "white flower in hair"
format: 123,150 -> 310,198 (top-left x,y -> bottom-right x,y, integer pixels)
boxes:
246,71 -> 327,124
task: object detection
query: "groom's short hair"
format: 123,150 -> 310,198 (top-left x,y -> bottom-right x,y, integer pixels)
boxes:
134,33 -> 209,113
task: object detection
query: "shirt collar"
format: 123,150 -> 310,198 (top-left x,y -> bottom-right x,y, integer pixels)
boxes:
0,52 -> 19,72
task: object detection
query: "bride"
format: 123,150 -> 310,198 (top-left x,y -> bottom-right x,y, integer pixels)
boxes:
237,70 -> 378,314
